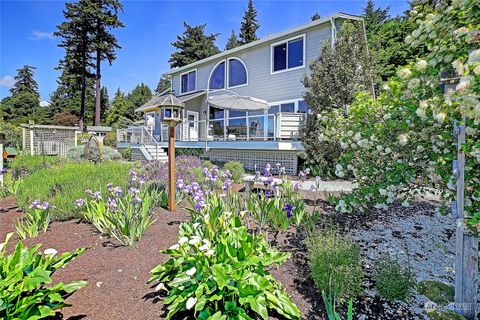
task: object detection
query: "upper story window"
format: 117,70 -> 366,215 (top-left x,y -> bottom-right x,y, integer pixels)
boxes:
209,57 -> 248,90
180,70 -> 196,94
271,35 -> 305,73
268,99 -> 309,114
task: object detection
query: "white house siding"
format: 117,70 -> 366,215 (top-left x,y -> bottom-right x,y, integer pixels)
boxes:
171,22 -> 333,103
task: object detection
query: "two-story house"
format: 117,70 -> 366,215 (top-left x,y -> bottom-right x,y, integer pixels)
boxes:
117,13 -> 363,174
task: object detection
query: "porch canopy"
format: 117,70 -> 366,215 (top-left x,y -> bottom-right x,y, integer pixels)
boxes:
207,90 -> 269,112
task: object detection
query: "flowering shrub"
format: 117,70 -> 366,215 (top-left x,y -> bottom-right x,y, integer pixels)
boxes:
310,0 -> 479,233
75,184 -> 157,246
141,155 -> 202,187
0,232 -> 87,319
14,199 -> 51,239
148,194 -> 300,319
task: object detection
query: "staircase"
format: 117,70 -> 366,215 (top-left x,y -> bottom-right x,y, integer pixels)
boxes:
141,144 -> 168,161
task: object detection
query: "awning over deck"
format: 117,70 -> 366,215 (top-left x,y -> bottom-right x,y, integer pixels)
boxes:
135,91 -> 206,113
207,90 -> 269,112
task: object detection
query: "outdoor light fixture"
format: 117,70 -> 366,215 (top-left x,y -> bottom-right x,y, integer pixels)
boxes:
158,93 -> 185,212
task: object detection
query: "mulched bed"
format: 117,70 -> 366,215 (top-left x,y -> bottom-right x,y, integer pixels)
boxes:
0,194 -> 454,320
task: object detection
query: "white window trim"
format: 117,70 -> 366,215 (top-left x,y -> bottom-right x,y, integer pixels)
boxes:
179,69 -> 197,95
268,98 -> 306,113
207,60 -> 226,90
226,57 -> 249,89
270,34 -> 306,75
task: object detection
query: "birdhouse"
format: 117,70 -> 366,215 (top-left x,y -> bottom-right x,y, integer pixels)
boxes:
159,94 -> 184,128
3,147 -> 16,161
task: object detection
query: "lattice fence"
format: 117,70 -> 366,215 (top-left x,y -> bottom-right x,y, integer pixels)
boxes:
22,124 -> 79,157
204,149 -> 298,175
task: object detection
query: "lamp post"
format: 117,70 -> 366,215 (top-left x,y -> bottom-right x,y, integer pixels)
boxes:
158,94 -> 184,212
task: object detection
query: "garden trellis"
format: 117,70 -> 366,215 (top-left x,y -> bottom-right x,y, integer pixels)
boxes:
452,118 -> 478,320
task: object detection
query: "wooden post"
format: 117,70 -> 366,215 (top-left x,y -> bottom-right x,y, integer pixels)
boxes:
453,119 -> 478,320
168,126 -> 176,212
0,143 -> 3,188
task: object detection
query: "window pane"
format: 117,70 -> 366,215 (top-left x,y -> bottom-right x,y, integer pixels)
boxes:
209,106 -> 225,120
249,116 -> 265,139
209,62 -> 225,89
273,43 -> 287,72
181,74 -> 188,93
298,100 -> 308,113
288,38 -> 303,68
281,103 -> 295,113
229,110 -> 246,118
228,59 -> 247,87
268,105 -> 279,114
188,71 -> 196,92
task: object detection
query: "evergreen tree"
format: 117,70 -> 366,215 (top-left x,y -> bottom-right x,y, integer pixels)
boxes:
9,65 -> 40,98
155,75 -> 171,94
106,88 -> 133,125
311,12 -> 321,21
127,83 -> 152,120
100,86 -> 110,123
55,0 -> 95,130
239,0 -> 259,44
91,0 -> 124,126
363,0 -> 389,33
225,29 -> 240,50
169,22 -> 220,68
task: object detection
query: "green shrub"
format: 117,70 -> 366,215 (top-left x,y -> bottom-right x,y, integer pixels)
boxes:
120,146 -> 132,160
374,255 -> 415,301
0,232 -> 87,319
0,172 -> 22,198
224,161 -> 245,183
418,280 -> 454,305
103,131 -> 117,147
9,154 -> 60,179
16,161 -> 132,220
15,200 -> 51,239
201,160 -> 213,169
76,132 -> 91,145
0,121 -> 22,148
66,145 -> 121,161
175,147 -> 204,157
306,227 -> 363,302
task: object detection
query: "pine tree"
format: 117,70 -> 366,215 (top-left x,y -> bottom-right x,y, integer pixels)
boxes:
106,88 -> 133,125
311,12 -> 321,21
363,0 -> 390,34
169,22 -> 220,68
55,0 -> 95,130
239,0 -> 259,45
91,0 -> 124,126
100,86 -> 110,123
225,29 -> 240,50
155,75 -> 171,94
128,83 -> 152,120
9,65 -> 40,98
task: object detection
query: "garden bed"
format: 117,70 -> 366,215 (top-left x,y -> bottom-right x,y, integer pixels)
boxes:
0,195 -> 464,320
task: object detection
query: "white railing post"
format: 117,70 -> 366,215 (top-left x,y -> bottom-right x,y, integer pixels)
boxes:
246,115 -> 250,141
453,118 -> 478,320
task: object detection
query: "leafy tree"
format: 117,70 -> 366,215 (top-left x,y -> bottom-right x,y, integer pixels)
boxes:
225,29 -> 240,50
155,75 -> 171,94
53,111 -> 79,126
311,12 -> 321,21
127,83 -> 152,120
105,88 -> 133,125
169,22 -> 220,68
55,0 -> 95,130
91,0 -> 124,126
239,0 -> 259,44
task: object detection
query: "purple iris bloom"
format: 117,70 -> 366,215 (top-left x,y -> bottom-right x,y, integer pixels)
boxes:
222,178 -> 232,191
106,197 -> 118,210
106,183 -> 113,192
75,198 -> 85,208
177,179 -> 185,191
128,187 -> 139,196
298,171 -> 307,182
0,168 -> 6,175
264,163 -> 272,176
113,186 -> 123,197
29,199 -> 40,209
283,203 -> 294,218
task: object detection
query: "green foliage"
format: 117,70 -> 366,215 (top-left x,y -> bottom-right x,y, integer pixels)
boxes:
148,194 -> 300,320
374,255 -> 415,301
103,131 -> 117,147
9,154 -> 61,180
66,145 -> 121,161
426,310 -> 467,320
225,29 -> 240,50
120,146 -> 132,160
15,201 -> 51,239
417,280 -> 454,305
322,289 -> 353,320
175,147 -> 204,157
223,161 -> 245,183
0,121 -> 22,148
0,173 -> 22,198
306,227 -> 363,302
0,233 -> 87,319
16,161 -> 132,220
77,187 -> 157,246
127,83 -> 152,120
53,111 -> 79,126
77,132 -> 91,145
239,0 -> 259,45
155,75 -> 171,94
169,22 -> 220,68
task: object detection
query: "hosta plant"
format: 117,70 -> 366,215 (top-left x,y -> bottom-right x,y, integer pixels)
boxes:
14,200 -> 51,239
0,233 -> 87,319
148,197 -> 301,320
75,184 -> 157,246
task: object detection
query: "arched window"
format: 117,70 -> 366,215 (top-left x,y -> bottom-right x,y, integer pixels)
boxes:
209,61 -> 225,90
228,58 -> 247,88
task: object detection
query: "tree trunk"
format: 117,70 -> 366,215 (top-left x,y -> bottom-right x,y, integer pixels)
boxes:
95,48 -> 101,126
80,40 -> 86,132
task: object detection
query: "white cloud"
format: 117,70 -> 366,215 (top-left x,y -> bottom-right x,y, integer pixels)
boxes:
39,100 -> 50,107
31,30 -> 54,40
0,76 -> 14,87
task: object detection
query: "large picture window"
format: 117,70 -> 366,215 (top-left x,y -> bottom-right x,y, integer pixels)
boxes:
209,58 -> 248,90
180,70 -> 196,94
228,58 -> 247,88
271,35 -> 305,73
209,62 -> 225,90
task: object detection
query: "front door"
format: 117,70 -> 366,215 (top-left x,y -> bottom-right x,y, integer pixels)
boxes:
185,110 -> 199,141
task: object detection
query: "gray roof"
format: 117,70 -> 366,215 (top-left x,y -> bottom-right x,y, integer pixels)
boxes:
165,12 -> 362,76
135,92 -> 193,113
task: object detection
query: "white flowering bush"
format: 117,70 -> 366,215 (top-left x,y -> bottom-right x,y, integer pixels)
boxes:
318,0 -> 479,232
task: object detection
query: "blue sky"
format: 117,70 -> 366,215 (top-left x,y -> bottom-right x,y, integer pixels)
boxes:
0,0 -> 410,103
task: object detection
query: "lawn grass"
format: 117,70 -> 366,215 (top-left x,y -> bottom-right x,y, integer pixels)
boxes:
16,160 -> 133,220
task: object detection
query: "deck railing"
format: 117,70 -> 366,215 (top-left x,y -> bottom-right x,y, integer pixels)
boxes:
117,112 -> 306,144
